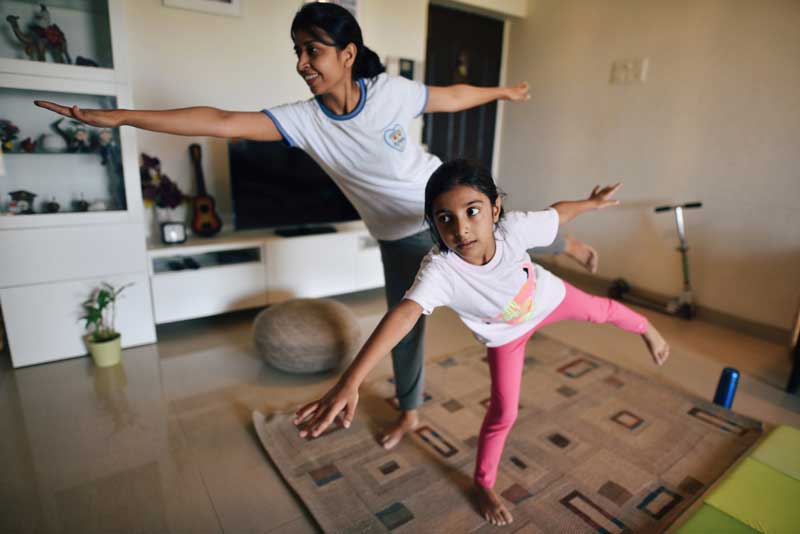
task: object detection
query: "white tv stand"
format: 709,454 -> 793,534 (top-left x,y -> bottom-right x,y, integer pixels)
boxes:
146,221 -> 384,324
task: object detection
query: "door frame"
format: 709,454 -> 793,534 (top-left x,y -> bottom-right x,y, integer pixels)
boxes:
427,0 -> 512,182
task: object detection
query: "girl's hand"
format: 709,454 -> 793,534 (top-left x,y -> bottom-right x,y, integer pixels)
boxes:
293,380 -> 359,439
34,101 -> 122,128
588,183 -> 622,209
503,82 -> 530,102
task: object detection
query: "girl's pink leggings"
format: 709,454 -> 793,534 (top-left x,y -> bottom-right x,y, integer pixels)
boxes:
474,282 -> 648,488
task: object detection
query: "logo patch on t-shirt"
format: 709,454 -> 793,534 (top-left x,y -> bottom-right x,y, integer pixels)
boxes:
492,261 -> 537,325
383,123 -> 406,152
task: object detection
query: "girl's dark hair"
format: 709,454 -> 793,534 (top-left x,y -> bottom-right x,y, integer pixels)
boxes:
424,159 -> 506,252
291,2 -> 385,80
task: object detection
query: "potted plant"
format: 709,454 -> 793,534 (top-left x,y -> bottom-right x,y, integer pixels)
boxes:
81,282 -> 132,367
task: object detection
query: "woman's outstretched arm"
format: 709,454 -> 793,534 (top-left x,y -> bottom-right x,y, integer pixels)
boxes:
33,101 -> 282,141
424,82 -> 530,113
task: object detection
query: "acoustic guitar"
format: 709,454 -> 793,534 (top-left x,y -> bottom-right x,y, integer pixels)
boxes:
189,143 -> 222,237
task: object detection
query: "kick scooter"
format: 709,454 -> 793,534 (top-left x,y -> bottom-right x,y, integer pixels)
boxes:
609,202 -> 702,319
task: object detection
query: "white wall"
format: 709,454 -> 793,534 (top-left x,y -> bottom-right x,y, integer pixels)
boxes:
500,0 -> 800,330
124,0 -> 427,233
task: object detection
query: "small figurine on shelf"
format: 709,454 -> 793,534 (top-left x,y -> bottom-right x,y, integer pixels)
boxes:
43,197 -> 60,213
9,190 -> 37,214
38,132 -> 68,153
51,118 -> 91,153
97,129 -> 120,166
5,5 -> 71,64
98,129 -> 125,210
5,15 -> 46,61
89,200 -> 107,211
76,56 -> 99,68
72,194 -> 89,212
0,119 -> 20,152
20,137 -> 37,153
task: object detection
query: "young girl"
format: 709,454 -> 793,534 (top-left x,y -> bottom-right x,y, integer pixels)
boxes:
35,2 -> 602,451
294,159 -> 670,526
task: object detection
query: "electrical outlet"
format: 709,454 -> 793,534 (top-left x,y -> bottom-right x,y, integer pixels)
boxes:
610,60 -> 629,84
610,58 -> 649,84
630,58 -> 649,82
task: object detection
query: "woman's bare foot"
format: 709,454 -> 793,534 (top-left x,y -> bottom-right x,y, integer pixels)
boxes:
642,323 -> 670,365
563,235 -> 598,274
475,484 -> 514,526
379,409 -> 419,450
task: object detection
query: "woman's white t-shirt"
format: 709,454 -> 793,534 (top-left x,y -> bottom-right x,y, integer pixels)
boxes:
404,209 -> 567,347
264,73 -> 442,241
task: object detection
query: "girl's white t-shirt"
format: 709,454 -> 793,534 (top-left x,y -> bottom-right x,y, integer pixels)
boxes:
264,73 -> 442,241
404,209 -> 567,347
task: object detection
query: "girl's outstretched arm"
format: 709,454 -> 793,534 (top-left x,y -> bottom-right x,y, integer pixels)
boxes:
293,299 -> 424,439
551,183 -> 622,225
33,101 -> 282,141
424,82 -> 530,113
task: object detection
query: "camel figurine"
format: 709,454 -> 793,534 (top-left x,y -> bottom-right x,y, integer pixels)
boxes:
5,15 -> 46,61
5,5 -> 71,64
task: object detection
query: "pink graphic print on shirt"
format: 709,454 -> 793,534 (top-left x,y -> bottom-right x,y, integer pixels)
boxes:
492,261 -> 537,325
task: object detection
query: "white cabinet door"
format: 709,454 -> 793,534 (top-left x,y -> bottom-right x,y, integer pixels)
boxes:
353,232 -> 385,292
151,263 -> 267,324
265,233 -> 357,301
1,224 -> 148,287
1,274 -> 155,368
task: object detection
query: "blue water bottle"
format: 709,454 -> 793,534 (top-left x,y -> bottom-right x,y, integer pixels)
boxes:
713,367 -> 740,409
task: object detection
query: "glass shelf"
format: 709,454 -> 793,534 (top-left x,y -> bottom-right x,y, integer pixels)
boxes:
1,86 -> 126,216
1,0 -> 112,69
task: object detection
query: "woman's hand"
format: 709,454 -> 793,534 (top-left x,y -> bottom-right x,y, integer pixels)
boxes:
503,82 -> 530,102
588,183 -> 622,209
293,379 -> 359,439
34,101 -> 122,128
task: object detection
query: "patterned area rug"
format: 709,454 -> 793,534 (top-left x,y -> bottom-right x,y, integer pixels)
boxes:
254,333 -> 762,533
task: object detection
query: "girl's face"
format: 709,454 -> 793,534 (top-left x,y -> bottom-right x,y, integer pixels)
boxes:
432,185 -> 501,265
293,29 -> 355,95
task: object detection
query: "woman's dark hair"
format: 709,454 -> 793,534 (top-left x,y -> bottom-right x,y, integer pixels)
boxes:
291,2 -> 385,80
424,159 -> 506,252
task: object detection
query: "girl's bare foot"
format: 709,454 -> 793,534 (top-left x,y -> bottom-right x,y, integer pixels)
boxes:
379,409 -> 419,450
564,235 -> 598,274
475,483 -> 514,526
642,324 -> 670,365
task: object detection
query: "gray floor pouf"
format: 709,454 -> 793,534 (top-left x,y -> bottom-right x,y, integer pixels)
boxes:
254,298 -> 362,373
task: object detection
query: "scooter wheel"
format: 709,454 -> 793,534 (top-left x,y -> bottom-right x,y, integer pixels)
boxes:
609,278 -> 630,299
677,303 -> 695,320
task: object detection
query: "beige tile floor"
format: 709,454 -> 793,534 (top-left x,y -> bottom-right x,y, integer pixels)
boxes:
1,288 -> 798,533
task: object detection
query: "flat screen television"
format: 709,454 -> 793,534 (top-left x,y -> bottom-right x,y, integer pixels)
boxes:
228,140 -> 359,232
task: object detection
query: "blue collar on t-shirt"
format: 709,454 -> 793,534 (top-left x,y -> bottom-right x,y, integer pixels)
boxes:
315,78 -> 367,121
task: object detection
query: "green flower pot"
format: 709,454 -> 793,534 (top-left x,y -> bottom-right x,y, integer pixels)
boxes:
86,334 -> 122,368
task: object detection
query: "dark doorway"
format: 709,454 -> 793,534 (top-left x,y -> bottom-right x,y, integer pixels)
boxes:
424,5 -> 504,168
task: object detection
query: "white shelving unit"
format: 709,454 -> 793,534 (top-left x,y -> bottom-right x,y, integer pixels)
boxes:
0,0 -> 155,367
147,221 -> 384,325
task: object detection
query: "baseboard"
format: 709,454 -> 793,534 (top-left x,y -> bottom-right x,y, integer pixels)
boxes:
536,259 -> 792,346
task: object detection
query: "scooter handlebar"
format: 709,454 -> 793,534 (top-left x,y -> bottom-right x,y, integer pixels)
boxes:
654,201 -> 703,213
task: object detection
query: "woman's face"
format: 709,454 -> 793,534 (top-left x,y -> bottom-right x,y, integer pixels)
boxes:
293,28 -> 355,95
432,185 -> 501,265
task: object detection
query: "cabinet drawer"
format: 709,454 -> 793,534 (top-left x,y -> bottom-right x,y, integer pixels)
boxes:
1,274 -> 155,368
1,224 -> 147,287
265,233 -> 356,301
151,263 -> 267,324
353,234 -> 384,292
